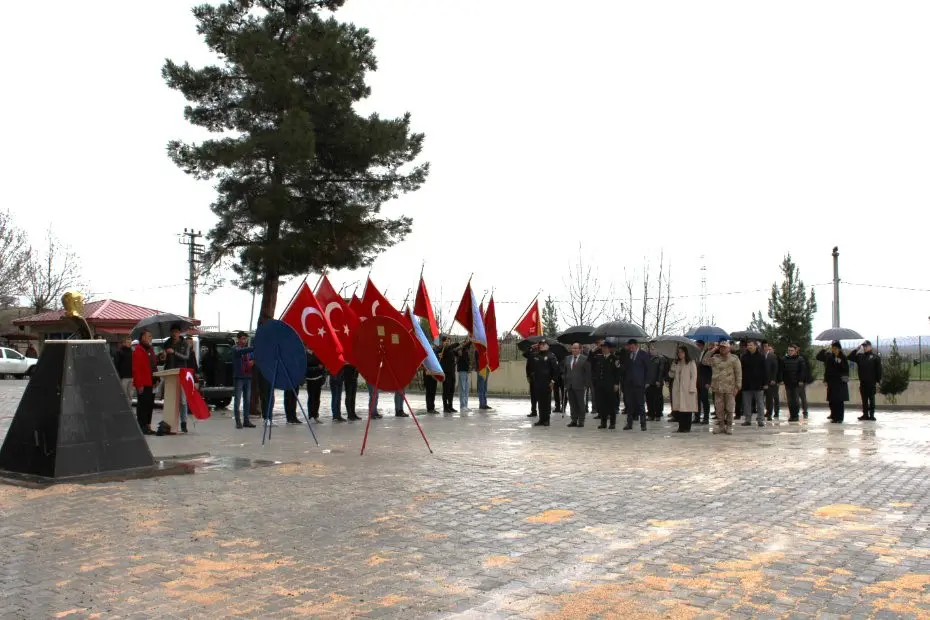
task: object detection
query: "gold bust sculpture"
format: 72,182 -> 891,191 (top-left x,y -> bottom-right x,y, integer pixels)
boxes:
61,291 -> 94,339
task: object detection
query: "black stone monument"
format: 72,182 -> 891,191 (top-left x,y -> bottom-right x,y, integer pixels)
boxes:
0,340 -> 156,484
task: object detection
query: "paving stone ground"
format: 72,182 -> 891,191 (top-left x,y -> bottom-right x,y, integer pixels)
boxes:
1,379 -> 930,619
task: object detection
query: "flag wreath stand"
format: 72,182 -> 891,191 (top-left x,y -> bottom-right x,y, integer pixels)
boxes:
353,315 -> 433,456
253,320 -> 320,448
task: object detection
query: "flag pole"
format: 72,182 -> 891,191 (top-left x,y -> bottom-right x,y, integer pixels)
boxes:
311,268 -> 326,294
419,261 -> 425,281
277,273 -> 312,320
507,291 -> 542,335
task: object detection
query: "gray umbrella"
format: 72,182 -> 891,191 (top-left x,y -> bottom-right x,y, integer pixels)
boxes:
131,313 -> 195,341
815,327 -> 864,342
730,330 -> 765,342
591,321 -> 649,341
653,335 -> 699,360
556,325 -> 596,345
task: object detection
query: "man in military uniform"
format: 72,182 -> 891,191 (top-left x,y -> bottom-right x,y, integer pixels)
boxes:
594,341 -> 623,429
526,341 -> 560,427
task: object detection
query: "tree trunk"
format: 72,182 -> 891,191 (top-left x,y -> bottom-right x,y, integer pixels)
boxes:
258,219 -> 281,324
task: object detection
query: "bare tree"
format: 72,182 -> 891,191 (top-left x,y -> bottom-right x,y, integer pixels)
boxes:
433,286 -> 453,335
26,228 -> 84,313
617,251 -> 687,337
0,210 -> 31,308
563,244 -> 610,326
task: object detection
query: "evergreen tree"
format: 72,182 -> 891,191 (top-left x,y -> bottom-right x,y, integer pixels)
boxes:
880,339 -> 910,404
750,254 -> 817,356
163,0 -> 429,318
542,295 -> 559,337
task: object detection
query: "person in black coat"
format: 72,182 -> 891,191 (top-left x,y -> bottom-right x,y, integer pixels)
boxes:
645,342 -> 669,421
763,342 -> 782,420
848,340 -> 883,421
781,344 -> 810,421
113,336 -> 135,405
694,340 -> 713,424
304,350 -> 326,421
623,339 -> 650,431
425,346 -> 442,413
438,335 -> 462,413
740,342 -> 767,427
592,341 -> 622,429
587,342 -> 608,422
816,341 -> 850,423
526,342 -> 560,427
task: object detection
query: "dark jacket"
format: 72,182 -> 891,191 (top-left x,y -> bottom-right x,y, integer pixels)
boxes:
740,349 -> 767,391
591,352 -> 622,387
816,349 -> 850,402
163,336 -> 191,370
696,348 -> 713,387
849,350 -> 883,386
232,345 -> 255,379
439,342 -> 461,374
624,348 -> 650,389
764,351 -> 781,385
646,353 -> 669,385
306,351 -> 325,381
456,344 -> 473,373
114,345 -> 134,379
525,351 -> 559,388
781,354 -> 809,388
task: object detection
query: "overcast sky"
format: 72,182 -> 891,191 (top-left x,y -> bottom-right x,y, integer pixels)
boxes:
2,1 -> 928,340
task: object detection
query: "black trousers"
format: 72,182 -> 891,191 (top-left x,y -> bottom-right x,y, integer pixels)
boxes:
646,384 -> 664,419
595,385 -> 616,427
424,375 -> 438,411
529,382 -> 537,414
137,386 -> 154,428
676,410 -> 693,432
829,400 -> 845,422
344,371 -> 358,415
625,386 -> 647,428
284,385 -> 300,421
553,378 -> 564,412
566,387 -> 585,423
765,385 -> 780,417
442,371 -> 456,411
860,383 -> 877,418
697,385 -> 711,422
735,390 -> 743,417
785,385 -> 801,419
534,383 -> 552,424
306,379 -> 323,418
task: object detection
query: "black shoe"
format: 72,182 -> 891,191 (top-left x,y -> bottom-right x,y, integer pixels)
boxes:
742,421 -> 752,426
641,426 -> 647,431
287,419 -> 302,425
578,423 -> 584,428
235,421 -> 243,429
858,415 -> 869,421
527,412 -> 537,417
426,409 -> 438,414
333,416 -> 346,423
243,420 -> 257,428
372,413 -> 383,419
142,427 -> 155,435
803,412 -> 809,419
598,423 -> 607,429
623,425 -> 633,431
608,424 -> 616,430
347,414 -> 361,421
180,422 -> 188,433
479,405 -> 492,410
533,421 -> 549,426
449,408 -> 457,413
395,411 -> 410,418
869,416 -> 877,421
567,421 -> 579,428
788,416 -> 800,422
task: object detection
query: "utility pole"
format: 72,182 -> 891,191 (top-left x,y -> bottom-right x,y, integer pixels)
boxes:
699,255 -> 708,324
178,229 -> 204,319
831,246 -> 840,328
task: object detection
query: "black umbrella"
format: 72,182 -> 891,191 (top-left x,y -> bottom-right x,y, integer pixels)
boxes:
591,321 -> 649,341
556,325 -> 596,345
518,337 -> 568,360
815,327 -> 864,342
730,330 -> 765,342
130,313 -> 195,341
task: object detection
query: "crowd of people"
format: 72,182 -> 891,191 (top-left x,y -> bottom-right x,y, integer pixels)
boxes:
523,337 -> 884,435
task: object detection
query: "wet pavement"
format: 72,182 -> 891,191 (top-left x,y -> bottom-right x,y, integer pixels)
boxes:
1,379 -> 930,618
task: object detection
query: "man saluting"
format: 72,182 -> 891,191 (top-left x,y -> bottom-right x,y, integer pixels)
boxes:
526,341 -> 560,427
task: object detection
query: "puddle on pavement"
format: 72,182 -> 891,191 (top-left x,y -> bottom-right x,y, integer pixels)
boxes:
157,456 -> 287,472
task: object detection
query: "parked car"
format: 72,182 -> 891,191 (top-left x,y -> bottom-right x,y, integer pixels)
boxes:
0,347 -> 38,379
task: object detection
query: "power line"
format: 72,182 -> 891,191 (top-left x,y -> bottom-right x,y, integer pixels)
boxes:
843,282 -> 930,293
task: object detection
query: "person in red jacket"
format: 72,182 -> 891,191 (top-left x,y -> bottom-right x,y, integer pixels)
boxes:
133,329 -> 158,435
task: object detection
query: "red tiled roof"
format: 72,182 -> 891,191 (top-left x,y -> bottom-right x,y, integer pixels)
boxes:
12,299 -> 200,327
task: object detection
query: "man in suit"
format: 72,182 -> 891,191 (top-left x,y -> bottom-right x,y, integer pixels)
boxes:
623,339 -> 650,431
563,342 -> 592,428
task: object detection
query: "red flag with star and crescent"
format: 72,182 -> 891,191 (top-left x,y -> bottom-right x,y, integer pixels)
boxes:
359,277 -> 413,330
315,275 -> 360,365
179,368 -> 210,420
349,293 -> 364,319
514,299 -> 542,339
280,281 -> 346,375
413,275 -> 440,341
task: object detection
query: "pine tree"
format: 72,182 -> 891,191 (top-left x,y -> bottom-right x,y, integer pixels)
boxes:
880,339 -> 910,404
163,0 -> 429,318
542,295 -> 559,337
750,255 -> 817,356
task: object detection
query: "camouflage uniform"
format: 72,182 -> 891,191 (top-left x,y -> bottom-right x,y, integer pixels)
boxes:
703,351 -> 742,434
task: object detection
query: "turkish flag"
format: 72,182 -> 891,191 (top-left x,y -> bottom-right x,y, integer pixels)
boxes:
179,368 -> 210,420
349,293 -> 364,319
413,276 -> 440,340
352,315 -> 425,391
360,278 -> 412,330
514,300 -> 542,339
479,297 -> 500,372
280,282 -> 346,375
316,275 -> 360,364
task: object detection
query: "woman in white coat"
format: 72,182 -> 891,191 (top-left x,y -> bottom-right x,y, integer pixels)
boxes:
668,346 -> 698,432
